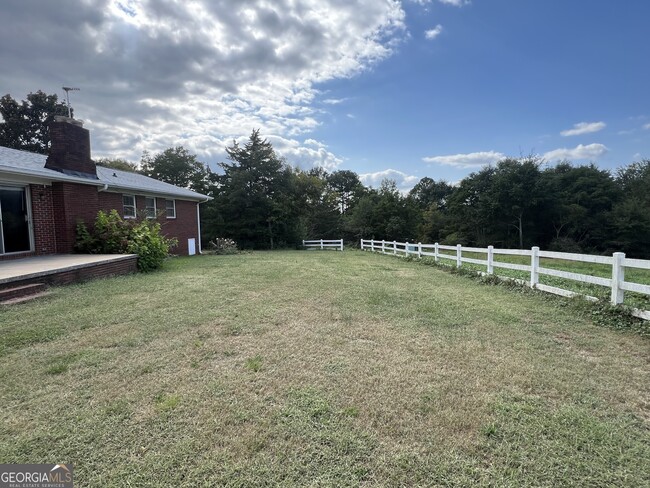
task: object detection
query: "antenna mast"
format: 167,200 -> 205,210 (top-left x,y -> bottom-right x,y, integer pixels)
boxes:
62,86 -> 80,118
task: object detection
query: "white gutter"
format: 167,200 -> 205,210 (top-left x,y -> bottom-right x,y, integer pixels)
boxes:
0,165 -> 106,187
196,203 -> 202,254
100,183 -> 212,202
196,196 -> 210,255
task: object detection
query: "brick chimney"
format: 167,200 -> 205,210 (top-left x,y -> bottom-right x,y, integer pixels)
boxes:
45,116 -> 97,178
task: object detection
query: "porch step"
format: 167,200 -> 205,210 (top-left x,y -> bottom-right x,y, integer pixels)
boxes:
0,283 -> 48,302
0,291 -> 52,306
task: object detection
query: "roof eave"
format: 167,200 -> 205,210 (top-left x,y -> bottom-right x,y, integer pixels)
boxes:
0,165 -> 105,187
101,183 -> 212,202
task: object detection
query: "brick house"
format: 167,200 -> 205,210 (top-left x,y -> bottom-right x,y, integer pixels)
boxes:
0,116 -> 210,260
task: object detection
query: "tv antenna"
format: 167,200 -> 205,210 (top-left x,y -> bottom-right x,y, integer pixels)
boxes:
62,86 -> 80,118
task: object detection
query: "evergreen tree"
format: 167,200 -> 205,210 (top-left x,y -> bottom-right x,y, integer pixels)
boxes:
211,130 -> 297,249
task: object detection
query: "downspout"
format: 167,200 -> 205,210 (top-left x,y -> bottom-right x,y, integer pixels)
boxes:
196,197 -> 210,254
98,183 -> 108,192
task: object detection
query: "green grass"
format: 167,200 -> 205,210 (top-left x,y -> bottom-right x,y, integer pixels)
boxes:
434,248 -> 650,310
0,251 -> 648,486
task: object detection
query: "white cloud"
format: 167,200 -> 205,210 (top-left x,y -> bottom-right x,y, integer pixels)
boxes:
425,25 -> 443,40
322,98 -> 349,105
412,0 -> 468,5
542,143 -> 608,161
438,0 -> 470,6
359,168 -> 420,191
0,0 -> 407,168
422,151 -> 506,168
267,135 -> 342,170
560,121 -> 606,137
643,123 -> 650,130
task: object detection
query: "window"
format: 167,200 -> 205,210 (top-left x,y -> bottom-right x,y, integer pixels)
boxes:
165,199 -> 176,219
145,197 -> 156,218
123,194 -> 136,218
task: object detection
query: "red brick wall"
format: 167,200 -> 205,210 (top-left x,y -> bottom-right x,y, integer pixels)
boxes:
30,184 -> 57,254
0,185 -> 199,259
97,191 -> 123,213
160,199 -> 198,255
51,182 -> 100,253
98,192 -> 199,255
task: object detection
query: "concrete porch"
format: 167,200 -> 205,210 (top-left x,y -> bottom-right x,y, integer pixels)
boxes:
0,254 -> 138,302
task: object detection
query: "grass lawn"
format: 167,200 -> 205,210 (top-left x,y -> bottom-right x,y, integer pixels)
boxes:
435,249 -> 650,310
1,251 -> 648,486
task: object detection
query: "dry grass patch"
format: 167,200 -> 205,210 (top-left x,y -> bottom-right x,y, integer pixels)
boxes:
0,251 -> 648,486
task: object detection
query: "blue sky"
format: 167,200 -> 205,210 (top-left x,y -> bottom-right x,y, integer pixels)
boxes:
1,0 -> 648,191
313,0 -> 650,187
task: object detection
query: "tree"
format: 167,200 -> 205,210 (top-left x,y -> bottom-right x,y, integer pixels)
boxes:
209,129 -> 298,249
540,163 -> 620,251
344,192 -> 380,241
344,179 -> 418,242
609,160 -> 650,257
293,168 -> 341,239
95,157 -> 138,172
140,146 -> 213,195
0,91 -> 70,154
491,157 -> 543,248
327,170 -> 363,213
408,177 -> 453,210
446,166 -> 498,246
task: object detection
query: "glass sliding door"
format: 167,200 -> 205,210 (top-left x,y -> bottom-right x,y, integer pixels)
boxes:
0,186 -> 32,254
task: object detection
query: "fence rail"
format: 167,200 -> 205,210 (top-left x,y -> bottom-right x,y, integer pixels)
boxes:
303,239 -> 344,251
360,239 -> 650,321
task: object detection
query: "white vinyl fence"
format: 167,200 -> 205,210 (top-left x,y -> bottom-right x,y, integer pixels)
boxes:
303,239 -> 344,251
360,239 -> 650,321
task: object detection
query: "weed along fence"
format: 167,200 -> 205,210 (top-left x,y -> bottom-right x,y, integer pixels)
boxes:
303,239 -> 344,251
360,239 -> 650,321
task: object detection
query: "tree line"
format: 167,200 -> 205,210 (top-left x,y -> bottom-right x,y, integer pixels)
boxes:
123,131 -> 650,259
2,91 -> 649,257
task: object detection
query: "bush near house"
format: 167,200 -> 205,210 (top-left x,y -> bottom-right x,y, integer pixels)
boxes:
208,237 -> 239,255
76,209 -> 177,271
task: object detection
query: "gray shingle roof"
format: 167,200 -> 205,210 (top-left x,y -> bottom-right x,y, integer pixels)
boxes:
0,146 -> 210,201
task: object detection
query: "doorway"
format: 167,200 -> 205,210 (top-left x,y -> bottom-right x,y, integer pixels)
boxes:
0,186 -> 32,254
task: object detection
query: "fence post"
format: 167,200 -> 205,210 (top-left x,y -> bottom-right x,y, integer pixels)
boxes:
456,244 -> 462,268
418,242 -> 422,259
340,239 -> 343,251
434,243 -> 439,262
487,245 -> 494,274
530,246 -> 540,288
302,239 -> 305,248
393,241 -> 397,255
405,241 -> 409,256
611,252 -> 625,305
320,239 -> 323,250
381,240 -> 385,254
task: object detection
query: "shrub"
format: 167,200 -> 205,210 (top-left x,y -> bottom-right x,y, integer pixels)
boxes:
548,237 -> 582,253
208,237 -> 239,255
76,210 -> 177,271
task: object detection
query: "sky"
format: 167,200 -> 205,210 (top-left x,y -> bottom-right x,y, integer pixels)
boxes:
1,0 -> 649,191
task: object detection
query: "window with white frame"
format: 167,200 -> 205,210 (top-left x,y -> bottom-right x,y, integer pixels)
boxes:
145,196 -> 156,218
165,199 -> 176,219
123,194 -> 136,218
